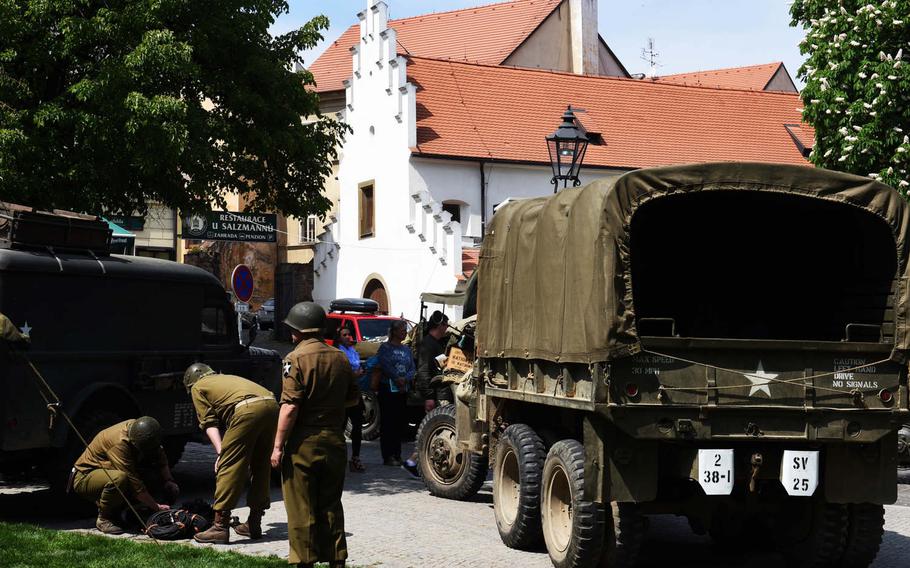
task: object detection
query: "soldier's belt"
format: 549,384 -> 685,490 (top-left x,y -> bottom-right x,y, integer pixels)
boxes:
235,395 -> 275,409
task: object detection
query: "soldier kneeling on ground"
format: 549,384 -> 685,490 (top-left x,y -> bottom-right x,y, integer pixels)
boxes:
183,362 -> 279,544
72,416 -> 179,534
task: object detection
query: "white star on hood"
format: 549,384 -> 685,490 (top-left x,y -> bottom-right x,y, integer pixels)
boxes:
19,321 -> 31,337
744,361 -> 776,397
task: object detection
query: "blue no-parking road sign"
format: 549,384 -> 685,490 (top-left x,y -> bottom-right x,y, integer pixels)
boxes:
231,264 -> 254,303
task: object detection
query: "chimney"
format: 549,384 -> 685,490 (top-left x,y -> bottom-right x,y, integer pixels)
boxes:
569,0 -> 599,75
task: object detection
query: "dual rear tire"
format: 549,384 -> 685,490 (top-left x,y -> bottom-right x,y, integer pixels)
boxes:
493,424 -> 643,568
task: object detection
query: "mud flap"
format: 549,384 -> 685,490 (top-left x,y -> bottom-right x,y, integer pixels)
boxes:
584,414 -> 658,503
824,432 -> 897,504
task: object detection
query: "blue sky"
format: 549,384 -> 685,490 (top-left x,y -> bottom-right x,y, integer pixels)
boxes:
274,1 -> 808,82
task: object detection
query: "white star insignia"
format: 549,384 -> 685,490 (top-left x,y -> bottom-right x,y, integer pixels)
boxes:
744,360 -> 776,397
283,361 -> 291,377
19,321 -> 31,337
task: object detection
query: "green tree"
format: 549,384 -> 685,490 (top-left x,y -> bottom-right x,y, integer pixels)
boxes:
0,1 -> 345,217
791,0 -> 909,194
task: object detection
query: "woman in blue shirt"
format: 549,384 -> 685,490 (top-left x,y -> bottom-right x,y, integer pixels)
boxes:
370,319 -> 415,466
337,327 -> 366,472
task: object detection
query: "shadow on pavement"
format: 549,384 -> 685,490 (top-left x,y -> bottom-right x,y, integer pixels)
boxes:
876,524 -> 910,567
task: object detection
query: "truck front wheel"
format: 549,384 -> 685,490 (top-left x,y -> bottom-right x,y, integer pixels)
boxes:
493,423 -> 546,549
345,391 -> 380,441
416,404 -> 488,500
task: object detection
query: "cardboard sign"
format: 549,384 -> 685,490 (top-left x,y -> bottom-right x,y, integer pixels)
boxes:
445,347 -> 474,373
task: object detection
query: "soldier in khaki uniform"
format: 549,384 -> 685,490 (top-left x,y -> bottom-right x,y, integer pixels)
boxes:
271,302 -> 359,567
72,416 -> 178,534
183,363 -> 279,544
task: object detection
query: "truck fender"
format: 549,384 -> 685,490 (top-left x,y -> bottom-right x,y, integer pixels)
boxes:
50,382 -> 140,447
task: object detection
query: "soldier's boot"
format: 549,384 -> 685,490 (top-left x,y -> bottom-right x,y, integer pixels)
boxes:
96,514 -> 124,535
233,509 -> 264,539
194,510 -> 230,544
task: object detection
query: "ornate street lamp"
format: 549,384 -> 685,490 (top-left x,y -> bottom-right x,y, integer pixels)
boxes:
546,105 -> 589,191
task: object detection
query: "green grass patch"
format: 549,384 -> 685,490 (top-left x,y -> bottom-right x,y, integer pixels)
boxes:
0,522 -> 288,567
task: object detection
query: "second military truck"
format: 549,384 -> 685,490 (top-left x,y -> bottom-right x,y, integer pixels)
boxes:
0,205 -> 281,492
418,163 -> 909,568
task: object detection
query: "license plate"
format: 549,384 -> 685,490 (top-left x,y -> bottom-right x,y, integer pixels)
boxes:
780,450 -> 819,496
698,449 -> 734,495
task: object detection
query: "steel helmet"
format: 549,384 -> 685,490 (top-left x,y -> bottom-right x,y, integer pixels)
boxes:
128,416 -> 162,454
183,362 -> 216,392
283,302 -> 326,333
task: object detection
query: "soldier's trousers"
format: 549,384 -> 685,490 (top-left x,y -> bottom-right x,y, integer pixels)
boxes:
281,429 -> 347,565
72,468 -> 131,517
214,399 -> 279,511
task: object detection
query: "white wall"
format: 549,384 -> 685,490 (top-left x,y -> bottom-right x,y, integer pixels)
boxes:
412,158 -> 625,231
133,204 -> 175,250
313,1 -> 460,320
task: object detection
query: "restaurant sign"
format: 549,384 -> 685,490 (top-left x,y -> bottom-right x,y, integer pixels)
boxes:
183,211 -> 277,242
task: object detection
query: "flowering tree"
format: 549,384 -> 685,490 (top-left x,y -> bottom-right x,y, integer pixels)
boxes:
791,1 -> 909,194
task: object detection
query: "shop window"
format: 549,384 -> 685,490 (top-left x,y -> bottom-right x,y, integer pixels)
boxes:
359,183 -> 375,239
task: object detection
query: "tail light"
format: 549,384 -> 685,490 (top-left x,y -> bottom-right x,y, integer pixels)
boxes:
625,383 -> 640,398
879,388 -> 894,404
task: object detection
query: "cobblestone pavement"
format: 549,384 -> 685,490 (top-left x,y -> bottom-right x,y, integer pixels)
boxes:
3,442 -> 909,567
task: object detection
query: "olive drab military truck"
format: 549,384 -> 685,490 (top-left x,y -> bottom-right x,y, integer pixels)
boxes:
0,204 -> 281,493
418,163 -> 910,568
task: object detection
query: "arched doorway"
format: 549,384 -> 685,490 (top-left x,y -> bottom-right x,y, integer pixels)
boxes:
363,278 -> 389,314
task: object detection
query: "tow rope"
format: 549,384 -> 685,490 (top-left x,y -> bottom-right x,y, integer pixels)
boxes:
13,350 -> 180,568
640,348 -> 895,397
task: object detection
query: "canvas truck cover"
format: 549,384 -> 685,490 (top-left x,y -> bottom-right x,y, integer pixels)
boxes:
476,162 -> 910,364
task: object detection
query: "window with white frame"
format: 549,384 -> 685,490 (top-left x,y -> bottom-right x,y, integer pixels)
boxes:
299,215 -> 318,244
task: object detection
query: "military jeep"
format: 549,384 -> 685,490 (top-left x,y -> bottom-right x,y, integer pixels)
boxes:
0,205 -> 281,491
419,163 -> 909,568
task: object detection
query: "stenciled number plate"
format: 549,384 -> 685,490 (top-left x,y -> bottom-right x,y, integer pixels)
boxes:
780,450 -> 819,497
698,449 -> 734,495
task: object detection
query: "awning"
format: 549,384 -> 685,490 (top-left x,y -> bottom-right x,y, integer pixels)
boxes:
103,217 -> 136,255
420,291 -> 465,306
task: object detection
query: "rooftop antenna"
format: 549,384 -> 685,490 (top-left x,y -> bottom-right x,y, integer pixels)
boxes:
641,38 -> 661,79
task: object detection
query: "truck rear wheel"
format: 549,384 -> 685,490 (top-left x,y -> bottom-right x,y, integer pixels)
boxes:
777,498 -> 847,568
541,439 -> 604,568
840,503 -> 885,568
599,502 -> 645,568
493,423 -> 546,549
416,404 -> 488,500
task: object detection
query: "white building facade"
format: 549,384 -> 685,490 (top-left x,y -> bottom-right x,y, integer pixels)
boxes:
310,2 -> 621,318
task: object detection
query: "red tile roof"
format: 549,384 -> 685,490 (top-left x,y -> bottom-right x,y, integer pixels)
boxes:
307,0 -> 562,93
409,57 -> 812,169
653,62 -> 789,91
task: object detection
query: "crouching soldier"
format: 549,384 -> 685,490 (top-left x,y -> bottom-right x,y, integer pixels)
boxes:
271,302 -> 359,568
183,363 -> 279,544
72,416 -> 179,534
